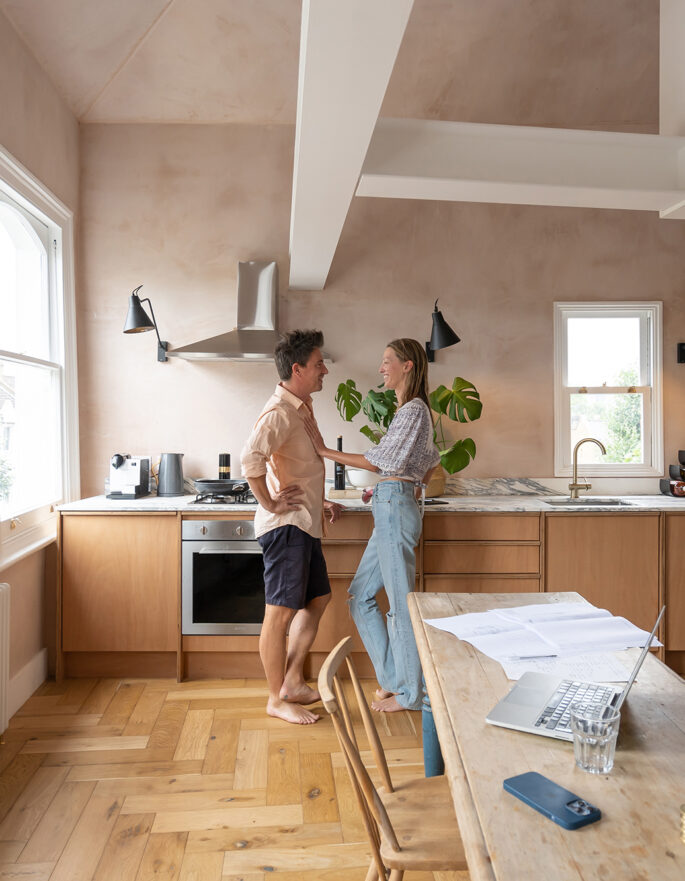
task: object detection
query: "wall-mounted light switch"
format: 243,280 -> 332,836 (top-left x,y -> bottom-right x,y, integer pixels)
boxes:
678,342 -> 685,363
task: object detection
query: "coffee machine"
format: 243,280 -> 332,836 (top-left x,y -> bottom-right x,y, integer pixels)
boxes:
107,454 -> 150,499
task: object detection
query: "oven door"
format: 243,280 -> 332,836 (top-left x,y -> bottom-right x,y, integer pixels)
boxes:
182,539 -> 265,635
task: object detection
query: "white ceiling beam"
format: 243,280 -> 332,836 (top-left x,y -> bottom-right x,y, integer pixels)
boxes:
357,118 -> 685,217
660,0 -> 685,137
288,0 -> 414,291
659,1 -> 685,217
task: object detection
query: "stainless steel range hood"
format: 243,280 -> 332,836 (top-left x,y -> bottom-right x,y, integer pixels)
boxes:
168,260 -> 281,361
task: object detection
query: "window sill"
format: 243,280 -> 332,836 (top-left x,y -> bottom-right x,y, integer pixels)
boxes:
0,514 -> 57,572
555,466 -> 662,478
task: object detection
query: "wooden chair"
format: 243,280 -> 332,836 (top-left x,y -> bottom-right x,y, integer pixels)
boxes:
317,636 -> 468,881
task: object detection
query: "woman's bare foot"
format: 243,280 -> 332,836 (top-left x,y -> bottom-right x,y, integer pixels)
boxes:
279,682 -> 321,705
371,695 -> 406,713
374,687 -> 395,701
267,697 -> 320,724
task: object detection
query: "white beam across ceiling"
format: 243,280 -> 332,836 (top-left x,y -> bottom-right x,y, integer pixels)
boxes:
356,118 -> 685,218
659,0 -> 685,218
660,0 -> 685,137
288,0 -> 414,290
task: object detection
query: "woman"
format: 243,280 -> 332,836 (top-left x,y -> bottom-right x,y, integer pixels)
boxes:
306,338 -> 440,714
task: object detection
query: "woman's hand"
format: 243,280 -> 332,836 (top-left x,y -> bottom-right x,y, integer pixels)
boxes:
303,413 -> 329,457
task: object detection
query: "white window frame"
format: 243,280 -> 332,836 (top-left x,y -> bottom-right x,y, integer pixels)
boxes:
553,302 -> 662,477
0,146 -> 79,570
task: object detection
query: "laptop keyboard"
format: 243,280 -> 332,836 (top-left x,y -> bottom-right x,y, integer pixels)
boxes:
534,680 -> 615,732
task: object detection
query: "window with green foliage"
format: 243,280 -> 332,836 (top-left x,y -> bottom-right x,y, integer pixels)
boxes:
554,303 -> 662,477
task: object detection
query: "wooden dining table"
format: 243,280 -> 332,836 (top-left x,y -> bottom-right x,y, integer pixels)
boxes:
408,591 -> 685,881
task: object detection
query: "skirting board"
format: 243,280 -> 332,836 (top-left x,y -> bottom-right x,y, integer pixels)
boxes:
8,648 -> 47,719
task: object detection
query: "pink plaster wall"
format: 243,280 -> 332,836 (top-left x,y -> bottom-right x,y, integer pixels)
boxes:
2,550 -> 46,677
78,124 -> 685,496
0,9 -> 79,209
0,9 -> 78,685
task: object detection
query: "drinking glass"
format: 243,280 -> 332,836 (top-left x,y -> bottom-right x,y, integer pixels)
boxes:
570,703 -> 620,774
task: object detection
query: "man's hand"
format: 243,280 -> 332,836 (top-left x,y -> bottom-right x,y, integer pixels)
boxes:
269,483 -> 304,514
324,500 -> 344,523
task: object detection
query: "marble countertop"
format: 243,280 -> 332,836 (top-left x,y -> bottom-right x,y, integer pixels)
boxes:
58,493 -> 685,514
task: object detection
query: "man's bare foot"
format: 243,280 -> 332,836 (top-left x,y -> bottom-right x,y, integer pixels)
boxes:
374,687 -> 395,701
267,697 -> 320,724
280,682 -> 321,705
371,695 -> 406,713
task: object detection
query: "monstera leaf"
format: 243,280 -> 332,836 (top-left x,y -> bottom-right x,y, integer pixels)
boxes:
361,387 -> 397,432
439,437 -> 477,474
429,378 -> 482,423
429,377 -> 483,473
335,379 -> 363,421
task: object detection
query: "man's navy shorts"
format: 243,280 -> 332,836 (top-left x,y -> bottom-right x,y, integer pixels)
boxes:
258,524 -> 331,609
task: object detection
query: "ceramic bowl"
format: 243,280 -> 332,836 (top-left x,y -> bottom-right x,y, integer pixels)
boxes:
346,468 -> 381,488
660,477 -> 685,497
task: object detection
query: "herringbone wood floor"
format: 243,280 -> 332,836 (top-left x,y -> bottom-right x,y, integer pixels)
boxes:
0,677 -> 469,881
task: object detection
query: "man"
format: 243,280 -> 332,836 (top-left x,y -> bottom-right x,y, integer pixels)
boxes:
241,329 -> 343,724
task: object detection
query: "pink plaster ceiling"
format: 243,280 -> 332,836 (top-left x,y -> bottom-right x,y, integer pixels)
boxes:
0,0 -> 658,130
0,0 -> 172,118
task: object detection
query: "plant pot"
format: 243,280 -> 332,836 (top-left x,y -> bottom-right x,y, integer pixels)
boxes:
346,468 -> 381,489
425,468 -> 446,498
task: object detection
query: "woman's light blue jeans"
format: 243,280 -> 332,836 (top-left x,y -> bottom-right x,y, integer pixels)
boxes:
348,480 -> 423,710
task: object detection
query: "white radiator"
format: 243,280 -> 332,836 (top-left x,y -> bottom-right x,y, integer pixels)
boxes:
0,583 -> 9,736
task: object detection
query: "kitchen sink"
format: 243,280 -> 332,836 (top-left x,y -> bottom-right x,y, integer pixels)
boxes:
543,498 -> 635,507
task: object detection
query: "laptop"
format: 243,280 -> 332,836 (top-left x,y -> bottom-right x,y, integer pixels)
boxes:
486,606 -> 665,742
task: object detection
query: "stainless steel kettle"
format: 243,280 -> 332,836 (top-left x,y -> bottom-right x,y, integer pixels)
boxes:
158,453 -> 184,496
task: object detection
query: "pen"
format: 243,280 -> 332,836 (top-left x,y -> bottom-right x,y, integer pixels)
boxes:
517,654 -> 558,660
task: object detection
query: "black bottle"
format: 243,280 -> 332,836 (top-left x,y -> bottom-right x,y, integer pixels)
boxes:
334,436 -> 345,490
219,453 -> 231,480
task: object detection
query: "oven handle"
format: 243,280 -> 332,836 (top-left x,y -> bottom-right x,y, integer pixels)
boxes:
187,540 -> 262,554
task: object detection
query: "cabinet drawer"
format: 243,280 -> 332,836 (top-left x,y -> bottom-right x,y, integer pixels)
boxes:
424,542 -> 540,574
322,543 -> 367,573
423,513 -> 540,541
425,575 -> 541,593
325,514 -> 373,540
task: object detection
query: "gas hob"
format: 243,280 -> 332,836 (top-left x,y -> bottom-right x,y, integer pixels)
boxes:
191,490 -> 256,505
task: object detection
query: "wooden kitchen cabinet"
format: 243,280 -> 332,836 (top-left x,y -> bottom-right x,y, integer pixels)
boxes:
664,514 -> 685,674
313,513 -> 375,673
61,513 -> 179,654
545,514 -> 660,632
423,512 -> 543,593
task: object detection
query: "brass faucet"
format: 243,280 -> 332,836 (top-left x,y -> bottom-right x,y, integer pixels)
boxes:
569,437 -> 607,499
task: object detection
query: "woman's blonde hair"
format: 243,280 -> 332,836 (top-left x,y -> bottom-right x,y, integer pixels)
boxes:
387,338 -> 430,408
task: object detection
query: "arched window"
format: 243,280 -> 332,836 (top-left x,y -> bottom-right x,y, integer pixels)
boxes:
0,149 -> 77,565
0,193 -> 61,515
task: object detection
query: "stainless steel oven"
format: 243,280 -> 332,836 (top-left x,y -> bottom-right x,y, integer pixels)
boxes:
181,520 -> 265,634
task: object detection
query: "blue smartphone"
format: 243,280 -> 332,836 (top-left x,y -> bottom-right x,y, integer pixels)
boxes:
503,772 -> 601,830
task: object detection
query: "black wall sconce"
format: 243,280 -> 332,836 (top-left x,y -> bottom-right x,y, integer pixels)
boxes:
426,299 -> 460,362
678,342 -> 685,363
123,285 -> 169,362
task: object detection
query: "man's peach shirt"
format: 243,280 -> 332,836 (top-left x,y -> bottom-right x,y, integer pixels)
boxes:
240,384 -> 325,539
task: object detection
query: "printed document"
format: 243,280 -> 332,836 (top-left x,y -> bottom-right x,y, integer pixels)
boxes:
423,601 -> 661,669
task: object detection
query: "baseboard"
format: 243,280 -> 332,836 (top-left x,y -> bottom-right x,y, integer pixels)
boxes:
8,648 -> 47,718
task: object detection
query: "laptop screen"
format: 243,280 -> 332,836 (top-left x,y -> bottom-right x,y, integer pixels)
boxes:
612,605 -> 665,711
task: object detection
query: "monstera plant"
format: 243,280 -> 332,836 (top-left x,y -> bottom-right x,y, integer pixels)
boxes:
334,376 -> 483,474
